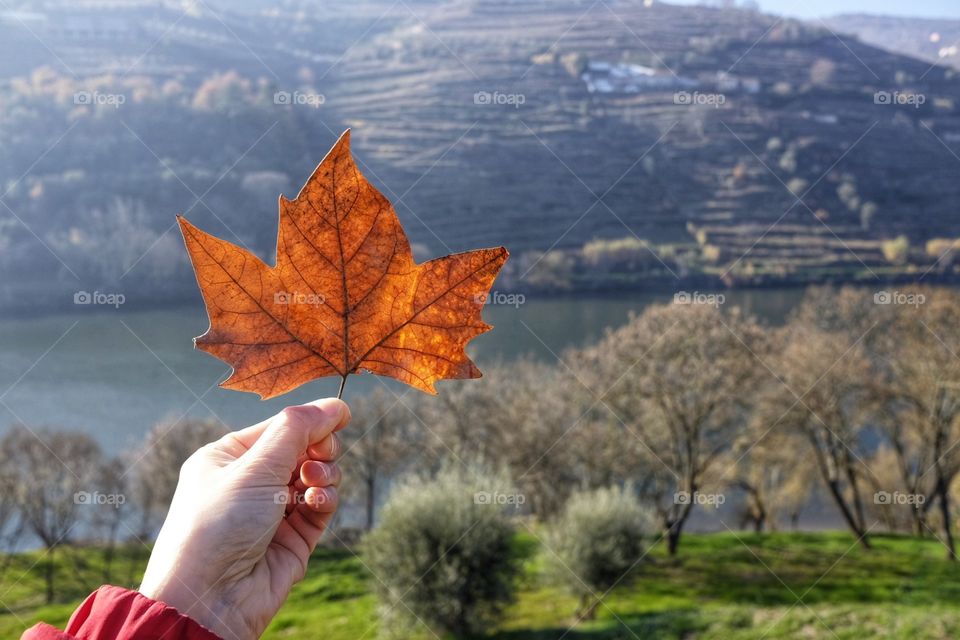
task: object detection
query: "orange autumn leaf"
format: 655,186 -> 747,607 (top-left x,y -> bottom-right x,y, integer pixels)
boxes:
178,130 -> 508,399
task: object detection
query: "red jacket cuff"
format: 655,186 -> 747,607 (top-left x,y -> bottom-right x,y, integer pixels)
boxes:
21,586 -> 222,640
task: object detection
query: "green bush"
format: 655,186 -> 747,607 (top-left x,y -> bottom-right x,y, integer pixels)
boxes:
547,485 -> 655,619
363,468 -> 520,638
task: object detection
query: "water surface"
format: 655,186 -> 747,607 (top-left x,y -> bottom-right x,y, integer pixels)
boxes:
0,288 -> 807,454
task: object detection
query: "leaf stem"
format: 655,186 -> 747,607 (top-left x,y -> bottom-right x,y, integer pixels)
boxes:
337,374 -> 348,399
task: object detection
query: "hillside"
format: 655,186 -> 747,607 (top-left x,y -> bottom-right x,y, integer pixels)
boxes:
330,0 -> 960,283
1,0 -> 959,311
827,13 -> 960,71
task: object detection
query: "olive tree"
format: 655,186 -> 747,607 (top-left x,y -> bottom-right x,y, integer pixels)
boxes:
547,485 -> 655,619
364,466 -> 519,638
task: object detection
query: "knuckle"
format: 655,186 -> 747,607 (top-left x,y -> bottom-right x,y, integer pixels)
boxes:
329,435 -> 342,459
279,405 -> 316,428
179,443 -> 214,476
324,462 -> 341,483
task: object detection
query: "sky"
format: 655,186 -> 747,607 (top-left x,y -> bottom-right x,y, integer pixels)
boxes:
669,0 -> 960,19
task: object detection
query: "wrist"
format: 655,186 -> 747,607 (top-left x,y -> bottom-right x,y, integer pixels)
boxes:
140,577 -> 236,639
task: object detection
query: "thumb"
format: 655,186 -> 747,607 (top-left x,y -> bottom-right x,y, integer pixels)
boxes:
242,398 -> 350,476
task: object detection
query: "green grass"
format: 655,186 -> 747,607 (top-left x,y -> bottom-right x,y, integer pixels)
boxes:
2,532 -> 959,639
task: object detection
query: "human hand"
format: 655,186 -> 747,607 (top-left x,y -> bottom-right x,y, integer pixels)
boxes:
139,398 -> 350,640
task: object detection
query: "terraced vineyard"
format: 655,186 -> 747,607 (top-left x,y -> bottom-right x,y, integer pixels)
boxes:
323,0 -> 960,286
2,0 -> 960,304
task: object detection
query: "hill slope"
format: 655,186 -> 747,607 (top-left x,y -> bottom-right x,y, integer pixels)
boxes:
2,0 -> 960,310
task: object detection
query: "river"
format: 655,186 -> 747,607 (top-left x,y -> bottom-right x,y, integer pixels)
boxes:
0,288 -> 809,454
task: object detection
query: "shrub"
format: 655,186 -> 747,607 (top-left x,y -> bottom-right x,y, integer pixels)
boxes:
581,236 -> 653,271
882,235 -> 910,264
926,237 -> 960,258
786,177 -> 809,196
547,485 -> 655,619
860,201 -> 878,230
364,467 -> 519,639
702,243 -> 723,263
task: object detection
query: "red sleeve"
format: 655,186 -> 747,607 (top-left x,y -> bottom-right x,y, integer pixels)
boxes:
21,586 -> 223,640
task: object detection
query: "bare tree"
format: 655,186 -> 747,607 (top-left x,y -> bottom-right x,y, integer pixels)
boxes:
88,457 -> 130,583
877,289 -> 960,559
765,322 -> 875,548
799,286 -> 960,556
1,427 -> 103,603
416,359 -> 624,517
0,443 -> 26,577
579,304 -> 767,555
719,427 -> 813,533
339,388 -> 418,530
128,417 -> 229,539
863,445 -> 928,534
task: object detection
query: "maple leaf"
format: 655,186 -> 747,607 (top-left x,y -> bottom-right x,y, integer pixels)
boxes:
178,130 -> 508,399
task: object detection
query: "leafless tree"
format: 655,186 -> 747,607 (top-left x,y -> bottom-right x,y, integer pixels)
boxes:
416,359 -> 623,517
863,445 -> 927,534
764,321 -> 876,548
128,417 -> 229,539
876,289 -> 960,559
88,457 -> 130,583
1,427 -> 104,603
579,303 -> 768,555
339,388 -> 418,530
797,286 -> 960,556
719,426 -> 813,532
0,443 -> 25,577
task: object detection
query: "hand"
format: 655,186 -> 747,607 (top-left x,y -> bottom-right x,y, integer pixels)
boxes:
139,398 -> 350,640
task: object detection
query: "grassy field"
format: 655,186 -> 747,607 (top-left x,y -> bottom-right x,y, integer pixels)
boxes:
2,531 -> 959,639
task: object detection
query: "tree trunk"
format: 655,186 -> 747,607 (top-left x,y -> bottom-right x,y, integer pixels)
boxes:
45,546 -> 55,604
846,465 -> 868,533
936,475 -> 957,561
102,516 -> 121,583
666,508 -> 691,555
910,507 -> 925,537
825,479 -> 871,549
667,527 -> 681,555
576,593 -> 599,621
365,474 -> 377,531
